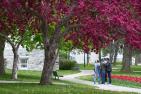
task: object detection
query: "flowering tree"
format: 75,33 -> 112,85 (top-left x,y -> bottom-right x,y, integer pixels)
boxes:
1,0 -> 141,84
0,1 -> 35,79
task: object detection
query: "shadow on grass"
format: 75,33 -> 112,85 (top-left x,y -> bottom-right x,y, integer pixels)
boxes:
0,72 -> 41,82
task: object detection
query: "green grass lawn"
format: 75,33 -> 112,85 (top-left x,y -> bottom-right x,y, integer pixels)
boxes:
0,69 -> 80,82
131,65 -> 141,71
112,63 -> 141,72
0,82 -> 137,94
78,64 -> 94,70
112,65 -> 141,77
0,69 -> 136,94
79,75 -> 141,88
0,65 -> 140,94
78,64 -> 141,88
78,63 -> 141,72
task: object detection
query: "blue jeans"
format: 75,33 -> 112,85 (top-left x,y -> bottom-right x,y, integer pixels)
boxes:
101,71 -> 106,84
107,71 -> 111,84
95,71 -> 101,84
93,75 -> 96,84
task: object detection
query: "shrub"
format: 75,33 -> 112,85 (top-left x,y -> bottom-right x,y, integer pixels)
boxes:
59,59 -> 77,70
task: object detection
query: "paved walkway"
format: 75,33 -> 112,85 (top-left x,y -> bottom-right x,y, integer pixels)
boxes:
60,70 -> 141,94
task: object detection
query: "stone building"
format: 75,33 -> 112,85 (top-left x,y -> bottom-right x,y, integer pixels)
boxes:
4,43 -> 59,71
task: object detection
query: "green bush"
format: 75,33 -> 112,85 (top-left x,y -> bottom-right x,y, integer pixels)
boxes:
59,59 -> 77,70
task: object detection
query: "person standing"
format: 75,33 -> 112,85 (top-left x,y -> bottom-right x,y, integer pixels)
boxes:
105,58 -> 112,84
101,61 -> 106,84
94,60 -> 101,84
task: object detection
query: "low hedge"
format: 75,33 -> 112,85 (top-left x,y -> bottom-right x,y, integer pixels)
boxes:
59,59 -> 77,70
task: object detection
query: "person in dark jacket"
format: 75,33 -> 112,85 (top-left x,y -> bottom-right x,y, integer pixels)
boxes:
105,58 -> 112,84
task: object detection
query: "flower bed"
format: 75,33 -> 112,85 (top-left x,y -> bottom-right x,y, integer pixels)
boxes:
112,75 -> 141,83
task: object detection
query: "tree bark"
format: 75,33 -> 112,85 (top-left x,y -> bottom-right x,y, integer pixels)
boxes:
113,41 -> 120,65
84,52 -> 86,68
11,48 -> 19,80
121,43 -> 132,72
67,51 -> 70,60
40,42 -> 58,85
135,55 -> 138,66
0,37 -> 6,75
135,54 -> 141,66
109,41 -> 114,64
99,49 -> 102,64
87,53 -> 89,65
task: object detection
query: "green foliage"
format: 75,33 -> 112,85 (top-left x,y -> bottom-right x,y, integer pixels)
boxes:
59,59 -> 77,70
59,50 -> 68,60
102,39 -> 123,57
59,39 -> 74,60
59,39 -> 73,52
21,27 -> 43,51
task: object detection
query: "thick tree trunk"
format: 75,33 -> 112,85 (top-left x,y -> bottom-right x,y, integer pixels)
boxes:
40,41 -> 58,85
12,49 -> 19,80
121,43 -> 132,72
0,37 -> 6,75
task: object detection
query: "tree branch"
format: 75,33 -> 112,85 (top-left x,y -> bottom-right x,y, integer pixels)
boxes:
50,1 -> 78,43
0,32 -> 15,49
16,34 -> 24,50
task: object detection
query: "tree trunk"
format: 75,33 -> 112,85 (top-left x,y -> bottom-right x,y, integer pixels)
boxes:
40,41 -> 58,85
109,41 -> 114,64
67,51 -> 70,60
99,49 -> 102,64
135,54 -> 141,66
84,52 -> 86,68
121,43 -> 132,72
0,37 -> 6,75
87,53 -> 89,65
135,55 -> 138,66
12,48 -> 19,80
113,41 -> 120,65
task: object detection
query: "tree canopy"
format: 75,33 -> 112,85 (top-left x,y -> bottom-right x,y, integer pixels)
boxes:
1,0 -> 141,52
1,0 -> 141,84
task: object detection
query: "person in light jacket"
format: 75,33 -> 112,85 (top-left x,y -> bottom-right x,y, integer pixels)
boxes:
94,60 -> 101,84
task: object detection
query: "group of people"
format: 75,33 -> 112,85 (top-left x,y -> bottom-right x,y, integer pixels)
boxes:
93,58 -> 112,84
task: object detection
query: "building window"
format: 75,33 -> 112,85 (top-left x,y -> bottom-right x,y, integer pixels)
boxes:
20,58 -> 28,68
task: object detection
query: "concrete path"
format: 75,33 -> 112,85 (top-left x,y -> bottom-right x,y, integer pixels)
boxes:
60,70 -> 141,94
